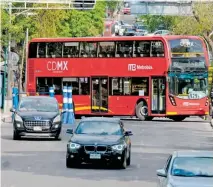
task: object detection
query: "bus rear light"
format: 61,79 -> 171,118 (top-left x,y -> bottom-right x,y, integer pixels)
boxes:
205,97 -> 209,106
169,96 -> 176,106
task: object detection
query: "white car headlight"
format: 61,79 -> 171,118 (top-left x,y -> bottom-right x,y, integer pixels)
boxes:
111,143 -> 126,151
15,114 -> 23,122
53,115 -> 61,123
69,143 -> 81,149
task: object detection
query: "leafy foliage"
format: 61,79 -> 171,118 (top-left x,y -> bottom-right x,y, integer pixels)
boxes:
139,15 -> 178,32
1,1 -> 108,47
172,2 -> 213,52
66,1 -> 106,37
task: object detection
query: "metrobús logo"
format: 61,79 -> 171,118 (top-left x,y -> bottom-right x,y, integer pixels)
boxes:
182,102 -> 200,107
128,64 -> 153,71
47,61 -> 68,71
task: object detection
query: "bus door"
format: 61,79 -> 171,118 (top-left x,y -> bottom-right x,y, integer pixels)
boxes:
151,77 -> 166,114
91,77 -> 108,113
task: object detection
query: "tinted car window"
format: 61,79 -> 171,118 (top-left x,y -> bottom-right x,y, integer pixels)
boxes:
75,121 -> 123,135
18,98 -> 58,112
171,157 -> 213,177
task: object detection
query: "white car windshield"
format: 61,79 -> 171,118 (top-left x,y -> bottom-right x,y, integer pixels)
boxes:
171,157 -> 213,177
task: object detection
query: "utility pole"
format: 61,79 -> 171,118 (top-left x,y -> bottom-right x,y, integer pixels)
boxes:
7,1 -> 12,98
25,28 -> 28,92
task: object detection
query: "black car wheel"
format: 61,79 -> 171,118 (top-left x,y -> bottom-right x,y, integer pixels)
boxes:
127,149 -> 131,166
66,158 -> 72,168
55,134 -> 61,141
66,155 -> 78,168
13,130 -> 20,140
118,152 -> 127,169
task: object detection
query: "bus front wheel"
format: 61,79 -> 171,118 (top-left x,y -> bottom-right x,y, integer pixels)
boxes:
136,102 -> 148,121
170,116 -> 186,122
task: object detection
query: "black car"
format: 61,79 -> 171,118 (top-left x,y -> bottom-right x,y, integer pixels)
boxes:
10,96 -> 63,140
66,117 -> 133,169
123,28 -> 135,36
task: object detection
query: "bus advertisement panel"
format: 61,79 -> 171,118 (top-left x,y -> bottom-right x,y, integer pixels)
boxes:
27,36 -> 209,121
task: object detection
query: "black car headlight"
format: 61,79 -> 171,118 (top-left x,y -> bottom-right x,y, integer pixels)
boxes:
68,142 -> 81,150
14,114 -> 23,122
53,115 -> 61,128
111,143 -> 126,151
14,114 -> 23,128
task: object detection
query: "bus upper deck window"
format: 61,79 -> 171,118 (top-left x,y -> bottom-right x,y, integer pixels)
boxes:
47,42 -> 62,58
63,42 -> 79,58
37,43 -> 46,58
151,41 -> 164,57
134,41 -> 150,57
98,42 -> 115,57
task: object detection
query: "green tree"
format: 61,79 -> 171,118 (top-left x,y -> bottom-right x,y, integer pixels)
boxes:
139,15 -> 178,32
65,1 -> 106,37
172,2 -> 213,53
30,4 -> 68,38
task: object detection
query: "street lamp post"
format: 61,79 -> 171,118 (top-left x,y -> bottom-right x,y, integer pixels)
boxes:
7,1 -> 12,99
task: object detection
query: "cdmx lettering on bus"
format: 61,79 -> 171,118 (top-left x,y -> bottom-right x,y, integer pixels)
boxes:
47,61 -> 68,71
128,64 -> 153,71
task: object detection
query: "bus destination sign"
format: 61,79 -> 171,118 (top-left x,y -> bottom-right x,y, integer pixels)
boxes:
171,58 -> 206,69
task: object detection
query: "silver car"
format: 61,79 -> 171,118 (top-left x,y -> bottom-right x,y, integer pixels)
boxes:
157,150 -> 213,187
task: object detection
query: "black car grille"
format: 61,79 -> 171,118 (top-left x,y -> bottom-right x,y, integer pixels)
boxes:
24,121 -> 51,131
84,145 -> 107,152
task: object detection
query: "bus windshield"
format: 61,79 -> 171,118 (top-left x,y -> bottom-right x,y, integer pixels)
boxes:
169,72 -> 208,99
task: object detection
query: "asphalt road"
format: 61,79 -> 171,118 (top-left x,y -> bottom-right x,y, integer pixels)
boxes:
1,117 -> 213,187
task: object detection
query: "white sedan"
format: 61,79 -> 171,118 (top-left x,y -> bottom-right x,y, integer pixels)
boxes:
157,150 -> 213,187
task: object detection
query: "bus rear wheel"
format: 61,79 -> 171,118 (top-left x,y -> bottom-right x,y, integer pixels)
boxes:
170,116 -> 186,122
136,101 -> 148,121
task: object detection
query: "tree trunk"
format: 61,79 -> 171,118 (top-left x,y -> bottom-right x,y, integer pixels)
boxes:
203,33 -> 213,54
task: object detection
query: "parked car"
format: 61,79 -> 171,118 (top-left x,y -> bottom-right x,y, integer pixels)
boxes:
133,21 -> 145,29
118,24 -> 132,36
114,21 -> 121,35
10,96 -> 63,140
66,117 -> 133,169
135,25 -> 148,36
123,28 -> 135,36
148,30 -> 170,36
156,150 -> 213,187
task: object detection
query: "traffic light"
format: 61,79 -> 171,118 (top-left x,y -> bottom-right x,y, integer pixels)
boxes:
73,0 -> 96,10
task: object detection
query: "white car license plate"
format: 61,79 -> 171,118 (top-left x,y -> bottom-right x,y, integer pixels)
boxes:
90,154 -> 101,159
33,126 -> 42,131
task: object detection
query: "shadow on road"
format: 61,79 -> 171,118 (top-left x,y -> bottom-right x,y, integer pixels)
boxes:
1,135 -> 61,141
1,150 -> 168,182
121,118 -> 207,123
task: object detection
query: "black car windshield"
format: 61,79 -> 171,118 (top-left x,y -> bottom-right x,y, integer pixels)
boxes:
75,121 -> 123,135
171,157 -> 213,177
18,98 -> 58,112
137,25 -> 147,30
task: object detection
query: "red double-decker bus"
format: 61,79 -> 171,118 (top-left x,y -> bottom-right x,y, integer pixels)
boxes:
27,36 -> 209,121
